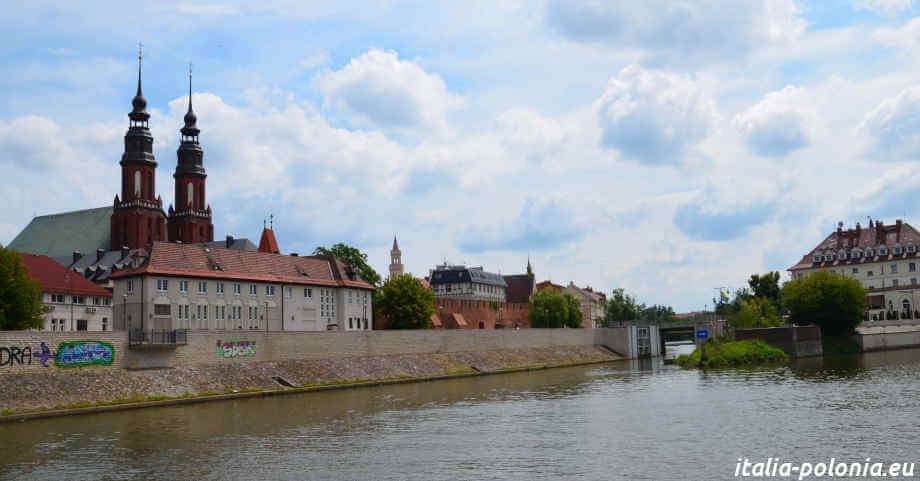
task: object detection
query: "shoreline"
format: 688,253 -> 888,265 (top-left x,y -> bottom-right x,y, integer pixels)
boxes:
0,357 -> 622,424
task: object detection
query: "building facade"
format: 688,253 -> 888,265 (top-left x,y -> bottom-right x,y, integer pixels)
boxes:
788,219 -> 920,321
20,254 -> 113,331
564,283 -> 605,328
427,264 -> 510,329
111,242 -> 374,332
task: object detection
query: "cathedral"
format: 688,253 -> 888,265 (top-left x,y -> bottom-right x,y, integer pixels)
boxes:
8,51 -> 245,279
110,51 -> 213,249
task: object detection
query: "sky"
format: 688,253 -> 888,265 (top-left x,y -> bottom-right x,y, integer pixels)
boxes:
2,0 -> 920,312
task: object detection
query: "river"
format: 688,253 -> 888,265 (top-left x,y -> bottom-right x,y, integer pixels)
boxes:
2,346 -> 920,480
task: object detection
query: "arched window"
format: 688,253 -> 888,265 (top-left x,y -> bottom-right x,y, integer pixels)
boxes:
134,171 -> 141,196
187,182 -> 194,208
147,173 -> 152,200
903,300 -> 912,318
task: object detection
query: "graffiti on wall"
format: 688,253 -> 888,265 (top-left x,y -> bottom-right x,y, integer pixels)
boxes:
55,341 -> 115,368
0,346 -> 32,367
217,339 -> 256,358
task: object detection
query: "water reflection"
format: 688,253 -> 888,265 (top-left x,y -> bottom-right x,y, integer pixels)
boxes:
3,349 -> 920,480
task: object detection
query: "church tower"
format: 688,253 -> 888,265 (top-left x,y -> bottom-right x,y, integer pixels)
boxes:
389,236 -> 404,279
167,68 -> 213,244
110,47 -> 167,250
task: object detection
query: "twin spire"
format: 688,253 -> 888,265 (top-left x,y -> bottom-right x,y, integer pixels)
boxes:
128,44 -> 200,142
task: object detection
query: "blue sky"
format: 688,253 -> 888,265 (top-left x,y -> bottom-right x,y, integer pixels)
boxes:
2,0 -> 920,312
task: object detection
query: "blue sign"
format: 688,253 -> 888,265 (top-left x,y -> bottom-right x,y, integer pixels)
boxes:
696,330 -> 709,340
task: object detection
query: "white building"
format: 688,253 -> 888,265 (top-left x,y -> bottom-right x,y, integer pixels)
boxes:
110,241 -> 374,332
429,264 -> 507,302
20,253 -> 114,331
789,219 -> 920,321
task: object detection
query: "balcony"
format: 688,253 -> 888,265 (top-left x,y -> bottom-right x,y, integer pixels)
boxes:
129,329 -> 188,348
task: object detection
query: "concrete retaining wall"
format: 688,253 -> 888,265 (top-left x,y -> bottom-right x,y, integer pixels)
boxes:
735,326 -> 823,358
856,327 -> 920,351
0,328 -> 645,374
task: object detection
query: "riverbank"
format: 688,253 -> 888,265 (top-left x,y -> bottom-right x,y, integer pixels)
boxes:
0,345 -> 620,422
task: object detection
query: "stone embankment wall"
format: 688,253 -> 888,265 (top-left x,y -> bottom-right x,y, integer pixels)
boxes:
855,325 -> 920,351
0,328 -> 638,413
735,326 -> 823,358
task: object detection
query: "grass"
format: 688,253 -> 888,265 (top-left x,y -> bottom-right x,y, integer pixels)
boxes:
822,335 -> 862,355
674,339 -> 789,369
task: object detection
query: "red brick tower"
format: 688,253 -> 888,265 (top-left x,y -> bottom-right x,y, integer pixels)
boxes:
167,69 -> 213,244
110,48 -> 167,250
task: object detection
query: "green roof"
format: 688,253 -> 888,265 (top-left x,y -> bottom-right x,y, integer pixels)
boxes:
7,206 -> 113,260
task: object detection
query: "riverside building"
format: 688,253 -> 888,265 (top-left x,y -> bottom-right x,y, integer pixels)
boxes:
788,219 -> 920,321
110,241 -> 375,332
20,253 -> 113,331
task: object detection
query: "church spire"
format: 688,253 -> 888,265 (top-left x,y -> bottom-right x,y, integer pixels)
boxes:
182,64 -> 199,139
130,43 -> 149,122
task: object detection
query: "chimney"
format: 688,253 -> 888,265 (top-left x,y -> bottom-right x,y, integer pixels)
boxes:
225,235 -> 234,249
121,246 -> 129,259
72,251 -> 83,264
96,248 -> 105,262
856,222 -> 861,239
876,220 -> 885,244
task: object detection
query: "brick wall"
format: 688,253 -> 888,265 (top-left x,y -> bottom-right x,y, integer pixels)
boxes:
0,331 -> 127,373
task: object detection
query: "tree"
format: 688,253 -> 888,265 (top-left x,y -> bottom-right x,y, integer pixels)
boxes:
603,288 -> 640,325
748,272 -> 781,303
529,289 -> 582,328
313,243 -> 381,287
782,270 -> 866,336
728,297 -> 782,328
639,304 -> 677,323
0,245 -> 46,330
374,274 -> 435,329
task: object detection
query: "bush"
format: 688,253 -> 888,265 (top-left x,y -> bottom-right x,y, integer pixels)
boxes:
674,339 -> 789,368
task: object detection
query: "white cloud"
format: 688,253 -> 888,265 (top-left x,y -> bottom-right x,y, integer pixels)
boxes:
546,0 -> 806,64
735,86 -> 816,157
300,52 -> 330,70
861,85 -> 920,159
853,0 -> 914,15
314,49 -> 463,136
595,64 -> 718,165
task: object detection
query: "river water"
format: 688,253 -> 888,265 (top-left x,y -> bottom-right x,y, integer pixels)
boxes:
2,346 -> 920,480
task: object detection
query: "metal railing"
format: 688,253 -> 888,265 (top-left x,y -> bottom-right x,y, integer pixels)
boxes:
129,329 -> 188,346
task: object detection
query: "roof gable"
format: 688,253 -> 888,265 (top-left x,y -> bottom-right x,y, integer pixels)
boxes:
20,253 -> 112,297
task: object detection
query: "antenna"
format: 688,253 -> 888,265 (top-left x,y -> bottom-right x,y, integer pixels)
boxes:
270,213 -> 274,229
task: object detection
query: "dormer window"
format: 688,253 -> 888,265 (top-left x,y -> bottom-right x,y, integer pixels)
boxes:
866,247 -> 874,257
852,249 -> 862,259
879,246 -> 889,256
813,255 -> 822,263
838,250 -> 848,260
894,246 -> 904,255
824,254 -> 835,262
908,244 -> 917,254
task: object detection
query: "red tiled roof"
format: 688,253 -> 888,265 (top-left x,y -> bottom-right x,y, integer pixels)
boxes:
789,220 -> 920,271
452,313 -> 467,327
430,313 -> 442,327
111,242 -> 375,290
258,228 -> 280,254
536,280 -> 563,292
20,253 -> 111,297
503,274 -> 535,303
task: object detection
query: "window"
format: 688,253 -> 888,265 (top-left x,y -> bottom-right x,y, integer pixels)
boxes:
72,296 -> 85,304
233,283 -> 241,295
198,281 -> 207,293
178,304 -> 186,319
852,267 -> 858,274
891,264 -> 898,274
304,288 -> 312,298
179,280 -> 189,293
203,305 -> 208,320
154,304 -> 171,316
51,294 -> 65,303
197,305 -> 202,320
866,248 -> 874,257
51,319 -> 57,331
127,280 -> 134,292
187,182 -> 194,207
895,246 -> 904,255
134,171 -> 141,196
249,284 -> 257,296
77,319 -> 88,331
104,297 -> 111,306
813,255 -> 822,263
911,263 -> 916,273
157,279 -> 168,292
217,283 -> 225,294
913,278 -> 918,285
266,285 -> 275,296
909,244 -> 917,254
893,279 -> 900,287
364,319 -> 368,330
349,318 -> 353,329
93,296 -> 101,305
869,285 -> 875,289
880,247 -> 889,256
285,287 -> 292,298
102,318 -> 108,331
867,270 -> 874,277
